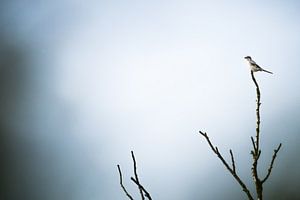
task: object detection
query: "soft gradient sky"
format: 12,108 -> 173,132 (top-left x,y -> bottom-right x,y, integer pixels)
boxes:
1,1 -> 300,199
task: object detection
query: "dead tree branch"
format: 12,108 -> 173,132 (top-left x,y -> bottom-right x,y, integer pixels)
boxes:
131,151 -> 145,200
199,70 -> 282,200
250,71 -> 282,200
199,131 -> 254,200
251,71 -> 261,154
117,151 -> 152,200
261,143 -> 282,184
117,165 -> 134,200
251,71 -> 263,200
131,178 -> 153,200
230,149 -> 236,174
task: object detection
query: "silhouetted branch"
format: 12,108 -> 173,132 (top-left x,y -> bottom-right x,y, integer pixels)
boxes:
229,149 -> 236,174
251,71 -> 261,155
251,136 -> 256,152
251,71 -> 263,200
117,151 -> 152,200
131,151 -> 145,200
131,178 -> 153,200
199,131 -> 254,200
117,165 -> 134,200
250,71 -> 282,200
199,69 -> 282,200
262,143 -> 282,183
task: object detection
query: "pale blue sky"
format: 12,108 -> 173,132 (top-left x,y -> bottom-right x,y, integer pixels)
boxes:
1,1 -> 300,199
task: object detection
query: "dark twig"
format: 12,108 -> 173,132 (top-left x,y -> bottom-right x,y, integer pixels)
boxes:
262,143 -> 282,183
131,178 -> 153,200
229,149 -> 236,174
131,151 -> 145,200
199,131 -> 254,200
117,151 -> 152,200
251,136 -> 256,152
117,165 -> 134,200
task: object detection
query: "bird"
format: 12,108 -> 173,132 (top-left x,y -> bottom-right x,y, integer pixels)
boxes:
244,56 -> 273,74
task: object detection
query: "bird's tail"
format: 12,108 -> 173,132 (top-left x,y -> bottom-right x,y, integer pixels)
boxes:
262,69 -> 273,74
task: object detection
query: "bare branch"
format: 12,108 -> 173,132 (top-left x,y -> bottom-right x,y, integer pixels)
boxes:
262,143 -> 282,183
258,150 -> 261,159
251,153 -> 261,192
117,151 -> 152,200
131,177 -> 152,200
199,131 -> 217,153
199,131 -> 254,200
199,70 -> 282,200
251,71 -> 261,155
131,151 -> 145,200
251,136 -> 256,152
229,149 -> 236,174
117,165 -> 134,200
251,71 -> 264,200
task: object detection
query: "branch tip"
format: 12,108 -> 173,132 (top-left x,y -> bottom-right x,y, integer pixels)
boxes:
261,143 -> 282,183
229,149 -> 236,174
117,164 -> 134,200
131,151 -> 145,200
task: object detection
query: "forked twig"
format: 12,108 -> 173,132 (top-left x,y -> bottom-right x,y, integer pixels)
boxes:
199,70 -> 282,200
250,71 -> 282,200
117,151 -> 152,200
199,131 -> 254,200
131,151 -> 145,200
131,177 -> 153,200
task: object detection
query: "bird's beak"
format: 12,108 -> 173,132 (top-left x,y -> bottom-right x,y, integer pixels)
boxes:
244,57 -> 247,59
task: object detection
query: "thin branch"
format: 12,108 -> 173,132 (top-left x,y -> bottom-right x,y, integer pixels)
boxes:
251,136 -> 256,152
251,71 -> 263,200
258,150 -> 261,159
262,143 -> 282,183
199,131 -> 217,153
131,151 -> 145,200
229,149 -> 236,174
251,71 -> 281,199
199,131 -> 254,200
131,177 -> 153,200
117,152 -> 152,200
117,165 -> 134,200
251,71 -> 261,155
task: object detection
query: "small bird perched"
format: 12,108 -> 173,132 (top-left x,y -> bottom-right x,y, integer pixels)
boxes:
244,56 -> 273,74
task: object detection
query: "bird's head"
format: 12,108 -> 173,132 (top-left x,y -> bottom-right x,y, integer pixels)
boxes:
244,56 -> 252,61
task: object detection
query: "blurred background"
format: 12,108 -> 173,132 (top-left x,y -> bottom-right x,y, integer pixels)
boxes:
0,1 -> 299,199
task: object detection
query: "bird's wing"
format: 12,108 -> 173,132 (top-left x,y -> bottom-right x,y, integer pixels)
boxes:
249,60 -> 257,65
250,60 -> 262,68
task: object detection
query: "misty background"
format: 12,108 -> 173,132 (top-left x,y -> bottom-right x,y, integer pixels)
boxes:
0,1 -> 299,199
